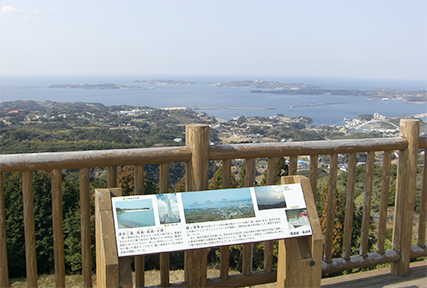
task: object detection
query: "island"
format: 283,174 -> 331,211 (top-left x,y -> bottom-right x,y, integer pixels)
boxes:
209,80 -> 426,104
133,79 -> 196,85
209,80 -> 317,90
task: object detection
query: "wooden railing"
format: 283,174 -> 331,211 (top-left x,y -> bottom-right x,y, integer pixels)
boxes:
0,119 -> 426,287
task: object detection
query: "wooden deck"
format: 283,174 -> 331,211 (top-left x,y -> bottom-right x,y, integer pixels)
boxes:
321,260 -> 427,288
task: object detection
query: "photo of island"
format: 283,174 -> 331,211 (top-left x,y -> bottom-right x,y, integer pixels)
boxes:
254,186 -> 287,210
156,193 -> 181,224
115,199 -> 156,229
181,188 -> 255,224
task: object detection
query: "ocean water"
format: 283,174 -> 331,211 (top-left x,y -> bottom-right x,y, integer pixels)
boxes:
1,74 -> 426,126
116,210 -> 156,229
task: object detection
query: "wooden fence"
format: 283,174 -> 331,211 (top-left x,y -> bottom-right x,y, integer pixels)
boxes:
0,119 -> 426,287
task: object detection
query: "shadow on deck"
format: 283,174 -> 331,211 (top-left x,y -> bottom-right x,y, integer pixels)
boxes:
321,260 -> 427,288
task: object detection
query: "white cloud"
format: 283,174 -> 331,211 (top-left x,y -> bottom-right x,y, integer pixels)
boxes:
1,5 -> 24,13
20,17 -> 30,21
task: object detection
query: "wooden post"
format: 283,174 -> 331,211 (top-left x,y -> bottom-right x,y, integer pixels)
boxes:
184,124 -> 209,288
323,153 -> 338,263
263,157 -> 276,274
309,154 -> 318,199
95,189 -> 119,288
134,164 -> 145,288
22,171 -> 37,288
418,149 -> 427,247
0,172 -> 9,288
108,166 -> 117,188
220,159 -> 231,280
289,155 -> 297,176
159,162 -> 170,287
51,169 -> 65,288
360,151 -> 375,257
277,176 -> 323,288
242,158 -> 255,276
79,168 -> 92,287
342,152 -> 357,260
377,151 -> 392,254
391,119 -> 420,276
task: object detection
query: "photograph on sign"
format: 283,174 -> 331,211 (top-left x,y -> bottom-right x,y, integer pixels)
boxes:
111,184 -> 312,257
115,198 -> 156,229
156,193 -> 181,224
254,185 -> 287,210
181,188 -> 255,223
286,208 -> 310,230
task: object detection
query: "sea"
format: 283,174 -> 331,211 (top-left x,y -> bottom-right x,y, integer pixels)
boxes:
116,210 -> 156,229
1,74 -> 426,126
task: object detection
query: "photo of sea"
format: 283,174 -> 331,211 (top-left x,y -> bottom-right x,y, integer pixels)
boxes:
156,193 -> 181,224
114,198 -> 156,229
181,188 -> 255,224
254,186 -> 287,210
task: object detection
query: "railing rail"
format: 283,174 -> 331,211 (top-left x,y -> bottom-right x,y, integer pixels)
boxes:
0,120 -> 426,287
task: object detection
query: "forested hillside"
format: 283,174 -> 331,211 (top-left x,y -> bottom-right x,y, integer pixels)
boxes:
1,101 -> 424,277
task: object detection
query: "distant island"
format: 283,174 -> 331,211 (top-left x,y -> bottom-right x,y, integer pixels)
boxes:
209,80 -> 426,104
210,80 -> 317,89
49,83 -> 147,90
134,79 -> 196,85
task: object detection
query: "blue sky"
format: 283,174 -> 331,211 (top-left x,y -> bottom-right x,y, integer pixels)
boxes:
115,198 -> 153,210
1,0 -> 426,80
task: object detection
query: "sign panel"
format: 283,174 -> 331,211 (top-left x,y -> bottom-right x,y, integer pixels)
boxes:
112,184 -> 312,257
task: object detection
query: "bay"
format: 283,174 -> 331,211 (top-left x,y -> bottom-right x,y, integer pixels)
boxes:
1,74 -> 425,126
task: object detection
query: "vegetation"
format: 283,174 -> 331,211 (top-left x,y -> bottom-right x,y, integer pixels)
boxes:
1,100 -> 424,279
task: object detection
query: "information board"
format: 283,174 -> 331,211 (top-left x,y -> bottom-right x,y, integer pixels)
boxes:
112,183 -> 312,257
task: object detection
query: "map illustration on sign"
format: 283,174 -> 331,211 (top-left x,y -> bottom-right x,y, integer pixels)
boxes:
181,188 -> 255,223
115,198 -> 156,229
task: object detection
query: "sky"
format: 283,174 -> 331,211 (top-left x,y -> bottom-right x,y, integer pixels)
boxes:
1,0 -> 426,80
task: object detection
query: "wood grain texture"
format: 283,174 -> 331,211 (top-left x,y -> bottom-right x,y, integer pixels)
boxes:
134,164 -> 145,288
278,176 -> 323,288
242,158 -> 255,276
289,155 -> 297,176
79,168 -> 92,287
417,149 -> 427,248
22,171 -> 38,288
159,162 -> 170,287
220,159 -> 231,280
0,172 -> 9,288
377,151 -> 392,254
51,169 -> 65,288
342,153 -> 357,260
263,157 -> 277,274
184,125 -> 209,287
309,154 -> 318,198
324,154 -> 338,264
0,146 -> 192,172
360,151 -> 375,257
208,137 -> 406,160
95,188 -> 120,288
392,119 -> 420,276
107,166 -> 117,188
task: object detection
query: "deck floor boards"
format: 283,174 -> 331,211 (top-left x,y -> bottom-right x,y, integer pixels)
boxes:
321,260 -> 427,288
